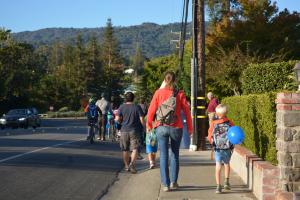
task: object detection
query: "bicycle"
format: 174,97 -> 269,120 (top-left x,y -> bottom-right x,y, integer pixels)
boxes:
88,121 -> 98,144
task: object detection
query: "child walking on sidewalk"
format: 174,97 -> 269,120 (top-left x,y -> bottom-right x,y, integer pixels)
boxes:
146,129 -> 157,169
208,104 -> 234,194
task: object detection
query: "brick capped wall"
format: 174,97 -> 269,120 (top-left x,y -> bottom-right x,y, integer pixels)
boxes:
231,145 -> 280,200
276,93 -> 300,196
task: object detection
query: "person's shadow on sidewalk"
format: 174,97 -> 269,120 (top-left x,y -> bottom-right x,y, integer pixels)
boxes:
176,184 -> 252,194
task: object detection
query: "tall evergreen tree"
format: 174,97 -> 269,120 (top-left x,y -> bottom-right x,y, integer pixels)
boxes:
101,18 -> 124,99
86,35 -> 102,94
101,18 -> 122,68
132,43 -> 146,77
74,34 -> 87,95
48,42 -> 63,73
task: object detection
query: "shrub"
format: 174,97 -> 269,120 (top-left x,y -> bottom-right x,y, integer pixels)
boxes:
58,107 -> 69,112
46,111 -> 85,118
222,93 -> 277,164
241,61 -> 298,94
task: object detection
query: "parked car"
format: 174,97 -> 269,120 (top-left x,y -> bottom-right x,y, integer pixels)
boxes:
0,108 -> 41,129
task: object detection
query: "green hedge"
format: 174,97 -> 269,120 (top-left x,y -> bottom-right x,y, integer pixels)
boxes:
58,107 -> 69,112
46,111 -> 85,118
222,93 -> 277,164
241,61 -> 298,94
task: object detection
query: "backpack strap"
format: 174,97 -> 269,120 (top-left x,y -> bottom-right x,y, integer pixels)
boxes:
173,88 -> 179,97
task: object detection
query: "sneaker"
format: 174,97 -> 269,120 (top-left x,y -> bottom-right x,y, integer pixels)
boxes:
149,163 -> 155,169
97,137 -> 101,140
162,186 -> 170,192
129,164 -> 137,174
170,182 -> 179,189
124,166 -> 130,172
223,183 -> 231,191
117,131 -> 121,137
215,185 -> 222,194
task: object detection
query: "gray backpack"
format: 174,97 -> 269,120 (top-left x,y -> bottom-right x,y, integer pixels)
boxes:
155,89 -> 179,125
212,121 -> 233,150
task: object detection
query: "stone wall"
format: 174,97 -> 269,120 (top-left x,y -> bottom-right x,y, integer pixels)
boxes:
276,93 -> 300,193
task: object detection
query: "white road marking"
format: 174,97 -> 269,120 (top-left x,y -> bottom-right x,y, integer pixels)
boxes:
0,139 -> 83,163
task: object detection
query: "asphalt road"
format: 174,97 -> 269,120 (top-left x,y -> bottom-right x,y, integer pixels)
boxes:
0,119 -> 123,200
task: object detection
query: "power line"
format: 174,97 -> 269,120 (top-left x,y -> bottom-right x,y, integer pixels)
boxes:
179,0 -> 189,71
177,0 -> 190,74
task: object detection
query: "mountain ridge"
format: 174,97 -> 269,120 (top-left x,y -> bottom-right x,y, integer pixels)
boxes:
13,22 -> 193,58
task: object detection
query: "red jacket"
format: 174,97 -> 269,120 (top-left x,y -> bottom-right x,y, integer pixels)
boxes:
207,98 -> 218,113
147,88 -> 193,135
208,117 -> 234,144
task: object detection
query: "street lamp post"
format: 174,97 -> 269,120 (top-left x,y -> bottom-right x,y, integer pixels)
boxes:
294,62 -> 300,92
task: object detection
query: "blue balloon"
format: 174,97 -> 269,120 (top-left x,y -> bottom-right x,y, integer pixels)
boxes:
227,126 -> 245,145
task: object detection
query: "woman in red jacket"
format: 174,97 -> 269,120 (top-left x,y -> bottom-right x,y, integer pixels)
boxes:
147,71 -> 193,192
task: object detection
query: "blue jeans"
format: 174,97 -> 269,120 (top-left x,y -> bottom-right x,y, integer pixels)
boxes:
156,126 -> 183,187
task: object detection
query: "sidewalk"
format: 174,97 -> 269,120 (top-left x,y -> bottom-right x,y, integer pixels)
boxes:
102,149 -> 257,200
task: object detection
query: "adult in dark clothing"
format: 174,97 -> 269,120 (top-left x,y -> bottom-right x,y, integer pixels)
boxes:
115,92 -> 144,174
137,98 -> 148,159
96,93 -> 111,141
139,98 -> 148,116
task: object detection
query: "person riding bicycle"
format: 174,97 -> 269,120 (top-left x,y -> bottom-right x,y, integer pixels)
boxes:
85,97 -> 101,140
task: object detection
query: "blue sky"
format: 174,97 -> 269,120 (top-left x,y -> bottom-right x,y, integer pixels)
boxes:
0,0 -> 299,33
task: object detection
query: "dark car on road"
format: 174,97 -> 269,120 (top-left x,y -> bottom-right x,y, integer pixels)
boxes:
0,108 -> 41,129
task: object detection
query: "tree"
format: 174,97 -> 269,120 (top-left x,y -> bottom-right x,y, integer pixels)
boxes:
74,34 -> 87,95
48,42 -> 63,73
206,46 -> 257,96
145,55 -> 177,93
0,28 -> 12,47
139,40 -> 192,99
132,43 -> 146,77
101,18 -> 124,99
101,18 -> 123,69
204,0 -> 300,98
206,0 -> 300,59
85,35 -> 103,94
0,29 -> 46,112
206,0 -> 236,29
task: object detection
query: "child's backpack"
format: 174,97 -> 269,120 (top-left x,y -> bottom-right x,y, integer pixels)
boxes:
107,111 -> 114,121
212,121 -> 233,150
155,89 -> 179,125
87,104 -> 98,122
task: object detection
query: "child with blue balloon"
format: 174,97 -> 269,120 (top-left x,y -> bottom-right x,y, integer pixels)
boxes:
208,104 -> 234,194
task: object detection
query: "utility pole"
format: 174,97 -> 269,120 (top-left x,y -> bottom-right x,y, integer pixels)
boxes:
170,30 -> 181,49
197,0 -> 206,150
191,0 -> 206,151
190,0 -> 198,151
